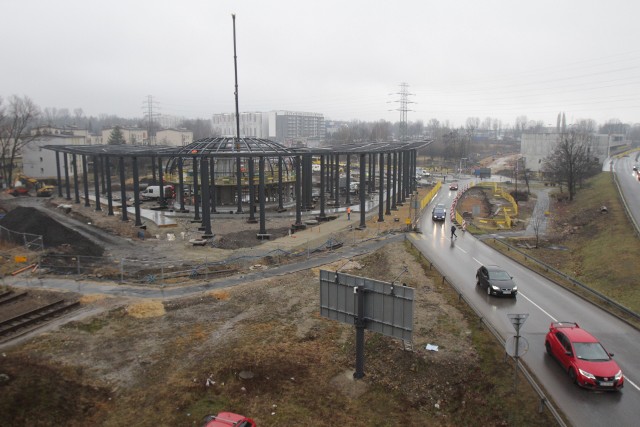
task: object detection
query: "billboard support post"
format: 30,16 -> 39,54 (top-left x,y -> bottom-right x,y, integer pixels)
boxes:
354,285 -> 366,379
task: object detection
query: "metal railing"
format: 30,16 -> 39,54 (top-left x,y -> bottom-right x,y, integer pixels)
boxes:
0,226 -> 44,252
491,238 -> 640,324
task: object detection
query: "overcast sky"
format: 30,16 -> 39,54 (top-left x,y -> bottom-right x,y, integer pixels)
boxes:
3,0 -> 640,128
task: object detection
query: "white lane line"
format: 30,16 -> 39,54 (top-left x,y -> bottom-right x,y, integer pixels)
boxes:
457,246 -> 467,254
626,377 -> 640,392
472,257 -> 482,265
519,292 -> 558,322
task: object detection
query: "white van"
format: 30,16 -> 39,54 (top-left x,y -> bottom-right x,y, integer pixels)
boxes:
140,185 -> 174,201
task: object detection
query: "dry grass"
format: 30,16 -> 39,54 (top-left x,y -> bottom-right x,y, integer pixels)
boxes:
125,300 -> 166,318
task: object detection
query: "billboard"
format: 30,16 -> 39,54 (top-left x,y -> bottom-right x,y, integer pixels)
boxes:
319,269 -> 414,341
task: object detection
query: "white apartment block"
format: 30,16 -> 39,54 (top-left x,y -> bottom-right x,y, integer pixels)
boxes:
212,112 -> 270,138
101,127 -> 148,145
156,128 -> 193,146
22,134 -> 86,180
521,130 -> 625,172
212,111 -> 325,146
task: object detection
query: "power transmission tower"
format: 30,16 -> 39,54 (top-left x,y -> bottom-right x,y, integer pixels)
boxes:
142,95 -> 161,145
389,83 -> 415,142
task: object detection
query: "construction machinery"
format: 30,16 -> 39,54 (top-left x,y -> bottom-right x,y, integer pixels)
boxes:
5,174 -> 52,197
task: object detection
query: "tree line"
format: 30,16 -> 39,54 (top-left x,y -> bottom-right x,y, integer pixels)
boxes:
2,94 -> 639,197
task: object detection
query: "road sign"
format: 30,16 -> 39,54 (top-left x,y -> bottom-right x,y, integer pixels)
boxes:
505,335 -> 529,357
507,313 -> 529,332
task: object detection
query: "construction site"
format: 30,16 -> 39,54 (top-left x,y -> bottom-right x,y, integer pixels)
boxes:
0,151 -> 555,427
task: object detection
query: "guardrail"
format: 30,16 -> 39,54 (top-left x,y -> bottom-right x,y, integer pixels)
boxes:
611,167 -> 640,238
491,238 -> 640,325
406,237 -> 567,427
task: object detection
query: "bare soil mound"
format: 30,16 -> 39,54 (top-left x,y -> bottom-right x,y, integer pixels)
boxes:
0,207 -> 104,257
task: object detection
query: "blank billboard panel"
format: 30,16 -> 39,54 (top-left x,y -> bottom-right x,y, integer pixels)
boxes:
319,270 -> 413,341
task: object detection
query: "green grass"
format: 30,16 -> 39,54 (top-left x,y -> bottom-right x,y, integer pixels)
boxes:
497,172 -> 640,315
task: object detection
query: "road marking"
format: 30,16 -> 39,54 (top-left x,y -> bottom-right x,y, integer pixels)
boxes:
626,377 -> 640,392
472,257 -> 482,265
519,292 -> 558,322
457,246 -> 467,254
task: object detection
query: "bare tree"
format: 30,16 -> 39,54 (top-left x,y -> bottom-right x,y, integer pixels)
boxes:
0,95 -> 41,188
542,127 -> 599,201
530,209 -> 544,248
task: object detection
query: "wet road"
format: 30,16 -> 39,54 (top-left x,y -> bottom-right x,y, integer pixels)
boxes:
410,180 -> 640,427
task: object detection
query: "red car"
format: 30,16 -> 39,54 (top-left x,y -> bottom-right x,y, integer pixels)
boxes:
545,322 -> 624,391
201,412 -> 256,427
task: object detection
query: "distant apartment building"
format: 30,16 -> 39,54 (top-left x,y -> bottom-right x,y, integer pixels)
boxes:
101,127 -> 148,145
212,112 -> 269,138
22,134 -> 86,180
521,129 -> 627,172
156,128 -> 193,146
212,111 -> 325,147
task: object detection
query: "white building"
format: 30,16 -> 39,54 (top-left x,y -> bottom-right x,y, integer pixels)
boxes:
212,111 -> 325,146
156,128 -> 193,146
22,134 -> 86,180
101,127 -> 148,145
212,112 -> 269,138
521,130 -> 626,172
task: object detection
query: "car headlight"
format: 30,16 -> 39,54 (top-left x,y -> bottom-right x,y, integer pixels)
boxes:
578,368 -> 596,380
491,285 -> 499,290
512,286 -> 518,291
614,370 -> 623,380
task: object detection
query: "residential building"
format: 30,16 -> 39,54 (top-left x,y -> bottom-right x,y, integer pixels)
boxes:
212,111 -> 325,146
101,127 -> 147,145
22,134 -> 86,180
521,129 -> 628,172
156,128 -> 193,146
212,112 -> 270,138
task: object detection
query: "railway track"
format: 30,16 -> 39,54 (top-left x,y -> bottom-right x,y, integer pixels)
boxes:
0,298 -> 80,340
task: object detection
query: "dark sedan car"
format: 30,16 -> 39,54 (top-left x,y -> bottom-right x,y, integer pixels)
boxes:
432,206 -> 446,221
545,322 -> 624,391
476,265 -> 517,297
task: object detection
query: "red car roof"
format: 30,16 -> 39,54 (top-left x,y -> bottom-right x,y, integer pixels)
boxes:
551,323 -> 598,343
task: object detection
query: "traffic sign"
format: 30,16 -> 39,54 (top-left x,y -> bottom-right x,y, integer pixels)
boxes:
505,336 -> 529,357
507,313 -> 529,332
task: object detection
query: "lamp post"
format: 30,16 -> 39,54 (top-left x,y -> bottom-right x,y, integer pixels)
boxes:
459,157 -> 467,176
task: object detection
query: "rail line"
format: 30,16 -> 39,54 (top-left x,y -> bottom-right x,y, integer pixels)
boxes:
0,290 -> 28,305
0,299 -> 80,339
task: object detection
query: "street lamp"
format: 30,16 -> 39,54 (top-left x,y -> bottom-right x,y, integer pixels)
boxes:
459,157 -> 467,175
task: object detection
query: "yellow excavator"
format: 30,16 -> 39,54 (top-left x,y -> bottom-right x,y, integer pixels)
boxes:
6,174 -> 55,197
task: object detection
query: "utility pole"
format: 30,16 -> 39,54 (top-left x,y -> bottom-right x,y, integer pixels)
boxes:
142,95 -> 160,145
389,83 -> 415,142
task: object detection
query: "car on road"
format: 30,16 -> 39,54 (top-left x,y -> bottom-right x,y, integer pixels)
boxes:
476,265 -> 517,297
449,183 -> 458,191
545,322 -> 624,391
432,203 -> 447,221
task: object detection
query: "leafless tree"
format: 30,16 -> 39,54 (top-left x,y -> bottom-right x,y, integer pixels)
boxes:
529,209 -> 544,248
542,127 -> 599,201
0,95 -> 41,188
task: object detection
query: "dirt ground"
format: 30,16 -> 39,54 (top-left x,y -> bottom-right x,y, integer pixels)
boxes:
0,241 -> 552,427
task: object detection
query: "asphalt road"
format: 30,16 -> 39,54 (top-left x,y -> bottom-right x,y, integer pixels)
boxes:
613,154 -> 640,232
411,178 -> 640,427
